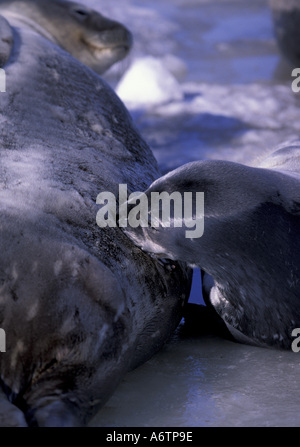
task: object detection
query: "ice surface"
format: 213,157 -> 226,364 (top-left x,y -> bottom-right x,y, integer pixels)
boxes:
81,0 -> 300,427
91,332 -> 300,428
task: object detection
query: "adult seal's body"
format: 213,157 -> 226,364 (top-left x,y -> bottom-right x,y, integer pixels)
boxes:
0,0 -> 132,73
123,141 -> 300,351
0,1 -> 191,427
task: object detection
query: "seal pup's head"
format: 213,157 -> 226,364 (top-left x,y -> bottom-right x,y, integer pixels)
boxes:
0,0 -> 133,73
122,157 -> 300,349
123,158 -> 300,267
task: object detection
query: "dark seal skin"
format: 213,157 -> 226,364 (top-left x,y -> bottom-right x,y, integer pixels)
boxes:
123,141 -> 300,351
0,3 -> 191,427
269,0 -> 300,65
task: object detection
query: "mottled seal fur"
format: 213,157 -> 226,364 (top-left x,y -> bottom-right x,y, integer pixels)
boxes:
0,0 -> 132,72
0,2 -> 191,427
123,141 -> 300,350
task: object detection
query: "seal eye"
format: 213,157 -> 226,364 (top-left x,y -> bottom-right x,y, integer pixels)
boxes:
72,8 -> 89,20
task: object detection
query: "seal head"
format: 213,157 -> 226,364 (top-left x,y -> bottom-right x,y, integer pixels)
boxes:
0,0 -> 132,73
123,144 -> 300,350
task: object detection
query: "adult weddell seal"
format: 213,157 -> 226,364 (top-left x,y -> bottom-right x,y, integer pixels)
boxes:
123,141 -> 300,351
0,0 -> 191,427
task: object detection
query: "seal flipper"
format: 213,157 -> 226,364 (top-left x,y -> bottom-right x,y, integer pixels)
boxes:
0,14 -> 14,68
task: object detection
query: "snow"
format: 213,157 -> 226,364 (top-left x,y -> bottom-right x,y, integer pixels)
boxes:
116,56 -> 184,107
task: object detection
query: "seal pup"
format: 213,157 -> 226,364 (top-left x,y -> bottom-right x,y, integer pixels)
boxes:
123,142 -> 300,350
0,0 -> 132,73
0,4 -> 191,427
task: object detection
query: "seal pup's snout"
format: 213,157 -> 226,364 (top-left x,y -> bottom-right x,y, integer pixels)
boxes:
118,165 -> 207,265
118,210 -> 177,272
120,198 -> 185,263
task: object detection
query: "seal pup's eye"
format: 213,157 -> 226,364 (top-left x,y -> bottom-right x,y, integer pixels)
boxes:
72,8 -> 90,20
